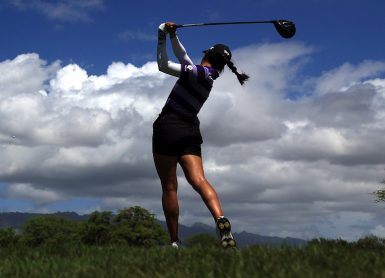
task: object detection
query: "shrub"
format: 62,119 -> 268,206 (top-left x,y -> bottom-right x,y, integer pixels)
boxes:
111,206 -> 168,247
80,211 -> 113,245
355,236 -> 385,250
21,216 -> 80,247
308,237 -> 349,247
0,227 -> 19,248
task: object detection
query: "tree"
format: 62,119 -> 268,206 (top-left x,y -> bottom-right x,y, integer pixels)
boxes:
80,211 -> 113,245
373,179 -> 385,202
21,216 -> 80,247
112,206 -> 168,246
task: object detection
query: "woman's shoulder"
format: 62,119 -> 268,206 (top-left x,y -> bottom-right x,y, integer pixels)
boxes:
180,64 -> 219,80
201,65 -> 219,80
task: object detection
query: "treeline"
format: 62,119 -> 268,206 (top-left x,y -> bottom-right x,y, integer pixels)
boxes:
0,206 -> 170,248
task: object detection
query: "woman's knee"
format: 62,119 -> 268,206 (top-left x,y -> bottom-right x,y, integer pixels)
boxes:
162,181 -> 178,193
187,175 -> 207,191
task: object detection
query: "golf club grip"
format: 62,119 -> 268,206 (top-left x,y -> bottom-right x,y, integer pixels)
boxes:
176,20 -> 275,29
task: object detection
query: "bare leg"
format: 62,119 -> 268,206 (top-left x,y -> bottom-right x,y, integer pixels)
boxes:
153,153 -> 179,243
179,154 -> 224,220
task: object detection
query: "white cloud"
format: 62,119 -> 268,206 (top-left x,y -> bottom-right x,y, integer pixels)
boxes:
0,53 -> 60,97
370,225 -> 385,238
7,0 -> 104,22
312,60 -> 385,95
1,42 -> 385,239
7,183 -> 62,205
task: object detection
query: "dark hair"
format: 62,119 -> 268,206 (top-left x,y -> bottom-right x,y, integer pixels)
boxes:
225,60 -> 250,86
205,52 -> 249,86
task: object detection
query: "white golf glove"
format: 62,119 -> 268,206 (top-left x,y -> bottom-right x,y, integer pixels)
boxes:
158,23 -> 168,33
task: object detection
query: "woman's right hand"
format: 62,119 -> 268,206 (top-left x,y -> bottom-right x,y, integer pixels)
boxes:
165,22 -> 177,35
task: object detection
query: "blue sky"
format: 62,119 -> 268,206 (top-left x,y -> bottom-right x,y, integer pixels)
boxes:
1,0 -> 385,240
2,0 -> 385,75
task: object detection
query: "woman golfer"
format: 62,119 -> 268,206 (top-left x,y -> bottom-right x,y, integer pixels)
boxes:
153,22 -> 249,248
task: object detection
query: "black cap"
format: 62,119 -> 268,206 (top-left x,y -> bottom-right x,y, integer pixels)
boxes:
203,44 -> 232,60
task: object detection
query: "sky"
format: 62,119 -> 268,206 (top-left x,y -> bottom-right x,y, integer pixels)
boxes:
1,0 -> 385,241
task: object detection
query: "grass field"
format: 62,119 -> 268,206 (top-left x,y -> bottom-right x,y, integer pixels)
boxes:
0,239 -> 385,278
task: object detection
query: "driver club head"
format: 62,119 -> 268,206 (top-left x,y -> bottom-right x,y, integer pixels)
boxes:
273,20 -> 296,39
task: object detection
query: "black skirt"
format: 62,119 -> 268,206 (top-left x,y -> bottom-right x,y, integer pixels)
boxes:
152,110 -> 203,157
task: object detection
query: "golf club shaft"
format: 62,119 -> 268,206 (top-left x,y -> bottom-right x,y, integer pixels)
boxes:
176,20 -> 275,29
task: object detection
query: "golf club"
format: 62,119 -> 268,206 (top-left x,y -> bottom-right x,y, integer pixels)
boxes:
175,20 -> 296,39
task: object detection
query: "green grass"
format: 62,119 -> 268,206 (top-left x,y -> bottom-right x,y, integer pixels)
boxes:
0,242 -> 385,277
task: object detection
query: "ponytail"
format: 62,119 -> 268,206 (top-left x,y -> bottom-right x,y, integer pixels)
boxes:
205,49 -> 250,85
226,60 -> 249,86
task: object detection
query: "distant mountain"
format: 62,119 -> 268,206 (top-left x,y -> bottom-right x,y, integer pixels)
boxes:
157,221 -> 307,247
0,212 -> 88,230
233,230 -> 307,247
0,212 -> 307,247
